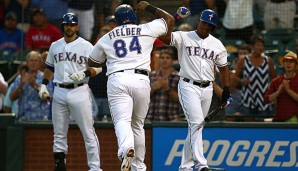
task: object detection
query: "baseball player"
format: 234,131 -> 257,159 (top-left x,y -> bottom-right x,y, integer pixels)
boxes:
38,13 -> 103,171
159,9 -> 231,171
87,1 -> 180,170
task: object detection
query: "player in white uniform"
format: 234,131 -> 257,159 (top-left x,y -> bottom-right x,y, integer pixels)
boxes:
88,1 -> 175,171
159,9 -> 231,171
38,13 -> 103,171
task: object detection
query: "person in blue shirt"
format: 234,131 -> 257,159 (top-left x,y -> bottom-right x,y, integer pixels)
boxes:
0,12 -> 25,54
10,51 -> 52,121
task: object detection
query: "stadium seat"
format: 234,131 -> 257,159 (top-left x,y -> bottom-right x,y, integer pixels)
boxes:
264,28 -> 296,45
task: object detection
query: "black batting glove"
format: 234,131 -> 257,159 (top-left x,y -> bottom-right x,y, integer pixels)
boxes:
221,86 -> 231,105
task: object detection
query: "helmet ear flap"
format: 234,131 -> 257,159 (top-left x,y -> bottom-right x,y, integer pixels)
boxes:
114,4 -> 137,25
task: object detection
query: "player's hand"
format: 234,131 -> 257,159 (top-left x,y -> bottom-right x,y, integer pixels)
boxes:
69,71 -> 86,82
221,86 -> 231,105
174,7 -> 191,21
136,1 -> 150,13
39,84 -> 50,101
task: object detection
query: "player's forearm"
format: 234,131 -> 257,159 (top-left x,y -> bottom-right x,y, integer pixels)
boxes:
218,66 -> 230,87
145,4 -> 174,44
88,67 -> 103,77
42,68 -> 54,84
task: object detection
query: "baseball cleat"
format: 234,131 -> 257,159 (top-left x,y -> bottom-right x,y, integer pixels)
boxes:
200,167 -> 209,171
121,148 -> 135,171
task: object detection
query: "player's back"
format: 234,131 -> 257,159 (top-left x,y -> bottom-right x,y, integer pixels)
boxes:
91,19 -> 167,75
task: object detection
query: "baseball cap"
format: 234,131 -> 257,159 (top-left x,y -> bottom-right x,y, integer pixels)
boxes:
283,51 -> 297,62
33,8 -> 45,15
5,12 -> 17,20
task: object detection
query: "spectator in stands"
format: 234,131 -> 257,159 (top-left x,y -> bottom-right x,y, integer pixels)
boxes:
39,47 -> 48,72
68,0 -> 94,41
0,72 -> 8,112
30,0 -> 68,29
264,0 -> 296,30
4,0 -> 30,26
231,44 -> 252,70
235,35 -> 277,119
10,51 -> 52,120
3,63 -> 27,114
147,46 -> 181,121
264,51 -> 298,122
25,9 -> 62,51
104,15 -> 118,29
178,23 -> 193,31
181,0 -> 216,29
222,0 -> 254,43
0,12 -> 25,54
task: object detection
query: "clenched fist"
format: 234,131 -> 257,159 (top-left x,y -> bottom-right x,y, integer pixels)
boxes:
174,7 -> 191,21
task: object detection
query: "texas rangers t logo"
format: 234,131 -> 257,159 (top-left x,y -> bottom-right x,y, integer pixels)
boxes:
68,14 -> 73,20
208,14 -> 213,20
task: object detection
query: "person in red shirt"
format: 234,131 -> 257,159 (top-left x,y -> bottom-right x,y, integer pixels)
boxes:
264,51 -> 298,122
25,9 -> 61,50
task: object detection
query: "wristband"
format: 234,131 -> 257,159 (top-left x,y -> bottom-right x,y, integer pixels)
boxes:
145,5 -> 158,14
84,70 -> 91,77
174,13 -> 182,22
42,79 -> 49,85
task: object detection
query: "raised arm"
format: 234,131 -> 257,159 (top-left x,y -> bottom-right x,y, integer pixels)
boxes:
136,1 -> 175,44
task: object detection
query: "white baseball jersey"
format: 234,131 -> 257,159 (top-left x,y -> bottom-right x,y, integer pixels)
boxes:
171,31 -> 228,81
46,37 -> 93,84
89,18 -> 167,75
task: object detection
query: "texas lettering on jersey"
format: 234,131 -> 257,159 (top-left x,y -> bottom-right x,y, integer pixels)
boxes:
186,46 -> 219,63
53,52 -> 87,64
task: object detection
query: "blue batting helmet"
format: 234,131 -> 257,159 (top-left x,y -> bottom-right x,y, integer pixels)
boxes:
199,9 -> 218,28
62,13 -> 78,25
114,4 -> 137,25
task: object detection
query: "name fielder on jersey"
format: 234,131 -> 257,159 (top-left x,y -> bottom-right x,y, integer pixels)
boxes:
108,26 -> 141,39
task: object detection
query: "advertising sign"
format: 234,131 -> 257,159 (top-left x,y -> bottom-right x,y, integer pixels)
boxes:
152,128 -> 298,171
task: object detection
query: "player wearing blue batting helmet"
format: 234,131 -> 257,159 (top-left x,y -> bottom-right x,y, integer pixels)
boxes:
199,9 -> 218,29
114,4 -> 137,25
62,13 -> 78,25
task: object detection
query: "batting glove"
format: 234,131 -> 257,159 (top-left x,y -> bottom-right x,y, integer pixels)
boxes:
69,71 -> 86,82
39,84 -> 50,101
221,86 -> 231,105
174,7 -> 191,21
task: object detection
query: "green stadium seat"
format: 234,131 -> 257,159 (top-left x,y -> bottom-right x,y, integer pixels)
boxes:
264,28 -> 296,45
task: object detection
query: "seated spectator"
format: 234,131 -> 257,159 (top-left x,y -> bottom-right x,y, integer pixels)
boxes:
264,0 -> 296,30
147,46 -> 181,121
30,0 -> 68,29
25,9 -> 62,51
264,51 -> 298,122
0,12 -> 25,54
3,63 -> 28,115
10,51 -> 52,121
0,72 -> 8,112
235,35 -> 277,119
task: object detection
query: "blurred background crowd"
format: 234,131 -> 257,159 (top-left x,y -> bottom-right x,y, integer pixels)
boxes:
0,0 -> 298,123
